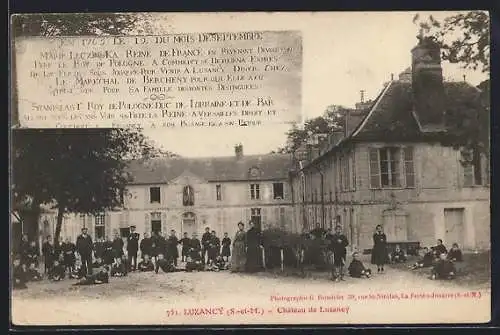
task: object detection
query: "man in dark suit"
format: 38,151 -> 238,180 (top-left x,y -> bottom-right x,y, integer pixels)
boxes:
201,227 -> 211,265
127,225 -> 140,271
76,227 -> 94,276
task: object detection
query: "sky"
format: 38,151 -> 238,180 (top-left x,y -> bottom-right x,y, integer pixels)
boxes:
138,11 -> 488,157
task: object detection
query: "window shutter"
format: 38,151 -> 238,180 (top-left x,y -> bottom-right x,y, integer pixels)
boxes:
144,213 -> 151,234
161,212 -> 167,233
403,147 -> 415,188
369,148 -> 381,188
351,154 -> 356,191
104,213 -> 112,239
86,215 -> 94,237
463,164 -> 474,187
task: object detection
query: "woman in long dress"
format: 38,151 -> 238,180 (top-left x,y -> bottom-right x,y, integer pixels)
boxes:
371,224 -> 388,273
245,220 -> 264,273
230,222 -> 246,273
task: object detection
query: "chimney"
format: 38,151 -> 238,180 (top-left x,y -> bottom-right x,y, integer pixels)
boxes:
234,144 -> 243,160
411,35 -> 446,131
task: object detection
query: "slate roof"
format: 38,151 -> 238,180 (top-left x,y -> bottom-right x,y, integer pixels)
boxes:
126,154 -> 293,185
349,80 -> 482,142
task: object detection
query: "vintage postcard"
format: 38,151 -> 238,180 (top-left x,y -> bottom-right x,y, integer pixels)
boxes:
10,11 -> 491,326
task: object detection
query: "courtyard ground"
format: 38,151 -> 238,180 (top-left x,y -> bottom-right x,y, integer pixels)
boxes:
11,258 -> 491,326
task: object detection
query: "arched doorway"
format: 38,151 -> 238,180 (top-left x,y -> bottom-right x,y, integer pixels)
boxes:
182,212 -> 197,236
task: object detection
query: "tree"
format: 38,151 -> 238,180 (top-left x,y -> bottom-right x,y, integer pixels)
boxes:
12,128 -> 159,246
414,11 -> 490,158
10,13 -> 161,245
275,105 -> 352,154
414,11 -> 490,72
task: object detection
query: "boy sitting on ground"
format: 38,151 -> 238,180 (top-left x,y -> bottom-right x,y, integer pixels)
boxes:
13,257 -> 28,290
447,243 -> 463,262
138,254 -> 154,272
111,257 -> 128,277
92,257 -> 105,269
70,259 -> 85,279
74,266 -> 110,285
348,252 -> 372,278
49,259 -> 66,281
390,245 -> 407,263
186,249 -> 204,272
27,263 -> 43,281
409,247 -> 434,270
155,254 -> 177,274
208,255 -> 227,272
431,252 -> 456,280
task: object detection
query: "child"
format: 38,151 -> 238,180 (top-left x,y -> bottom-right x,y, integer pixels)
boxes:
208,255 -> 226,272
62,237 -> 76,273
111,257 -> 128,277
391,245 -> 407,263
13,257 -> 28,290
26,241 -> 40,268
221,233 -> 231,263
348,252 -> 372,278
185,254 -> 204,272
49,259 -> 66,281
431,252 -> 456,280
138,254 -> 154,272
447,243 -> 463,262
120,254 -> 130,274
70,259 -> 85,279
41,236 -> 55,274
74,266 -> 109,285
432,239 -> 448,258
92,257 -> 105,269
155,254 -> 176,274
27,263 -> 43,282
103,237 -> 114,265
179,232 -> 191,262
409,247 -> 434,270
328,225 -> 349,281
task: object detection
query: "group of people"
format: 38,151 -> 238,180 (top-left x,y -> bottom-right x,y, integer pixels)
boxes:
12,225 -> 237,290
304,223 -> 465,281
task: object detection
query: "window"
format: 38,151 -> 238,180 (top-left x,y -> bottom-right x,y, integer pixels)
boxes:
216,184 -> 222,201
95,214 -> 105,240
329,191 -> 333,202
251,208 -> 262,230
463,150 -> 488,187
183,185 -> 195,206
369,147 -> 415,189
250,184 -> 260,200
151,212 -> 162,234
273,183 -> 284,199
150,187 -> 161,203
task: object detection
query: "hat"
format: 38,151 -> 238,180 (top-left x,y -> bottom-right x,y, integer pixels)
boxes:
81,227 -> 88,231
130,225 -> 136,229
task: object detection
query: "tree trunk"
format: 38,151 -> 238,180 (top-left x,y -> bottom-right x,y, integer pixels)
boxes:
54,206 -> 65,249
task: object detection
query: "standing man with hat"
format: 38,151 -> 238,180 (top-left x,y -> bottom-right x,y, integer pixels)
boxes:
127,225 -> 140,271
76,227 -> 94,276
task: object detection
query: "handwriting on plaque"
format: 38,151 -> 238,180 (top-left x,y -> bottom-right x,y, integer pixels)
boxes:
14,31 -> 302,129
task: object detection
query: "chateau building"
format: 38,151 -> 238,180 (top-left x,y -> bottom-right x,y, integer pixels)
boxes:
36,145 -> 296,243
291,37 -> 490,251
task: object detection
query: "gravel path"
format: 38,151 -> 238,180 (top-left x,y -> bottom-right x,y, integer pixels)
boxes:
12,267 -> 490,326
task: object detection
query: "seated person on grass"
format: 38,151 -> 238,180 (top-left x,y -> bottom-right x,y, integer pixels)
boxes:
155,254 -> 177,274
27,263 -> 43,282
111,257 -> 128,277
70,259 -> 85,279
49,259 -> 66,281
409,247 -> 434,270
185,250 -> 204,272
431,252 -> 456,280
74,265 -> 110,285
138,254 -> 154,272
13,257 -> 28,290
447,243 -> 463,262
208,255 -> 227,272
348,252 -> 372,278
92,257 -> 105,269
390,245 -> 407,263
